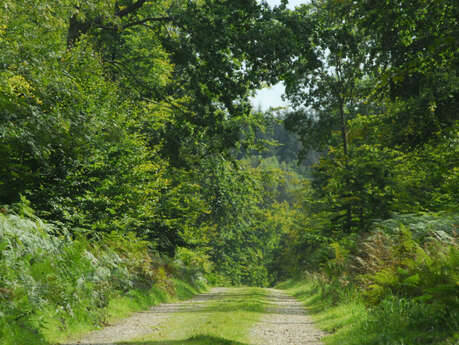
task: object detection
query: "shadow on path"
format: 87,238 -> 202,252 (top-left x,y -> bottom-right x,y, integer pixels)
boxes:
61,334 -> 250,345
120,334 -> 250,345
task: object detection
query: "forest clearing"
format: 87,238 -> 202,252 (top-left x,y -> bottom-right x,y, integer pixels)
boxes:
0,0 -> 457,344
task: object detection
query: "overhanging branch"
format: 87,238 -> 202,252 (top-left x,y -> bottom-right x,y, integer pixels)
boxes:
123,16 -> 173,29
94,16 -> 172,32
117,0 -> 149,17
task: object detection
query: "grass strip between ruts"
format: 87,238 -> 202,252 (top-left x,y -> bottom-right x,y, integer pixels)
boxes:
121,287 -> 269,345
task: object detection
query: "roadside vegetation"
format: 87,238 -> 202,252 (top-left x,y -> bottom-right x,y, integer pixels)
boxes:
271,0 -> 458,344
277,214 -> 458,345
0,1 -> 301,343
0,201 -> 205,345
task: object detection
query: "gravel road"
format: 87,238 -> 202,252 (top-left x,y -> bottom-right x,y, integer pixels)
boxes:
249,289 -> 324,345
62,287 -> 324,345
62,287 -> 228,345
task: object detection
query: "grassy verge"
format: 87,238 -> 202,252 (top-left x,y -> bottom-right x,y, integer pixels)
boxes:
121,287 -> 268,345
277,279 -> 368,345
277,279 -> 459,345
47,278 -> 205,344
0,210 -> 206,345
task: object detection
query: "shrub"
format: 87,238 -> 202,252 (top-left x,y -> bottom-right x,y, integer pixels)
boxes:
0,204 -> 203,344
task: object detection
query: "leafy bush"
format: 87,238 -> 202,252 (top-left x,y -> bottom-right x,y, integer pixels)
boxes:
285,212 -> 458,344
0,205 -> 203,345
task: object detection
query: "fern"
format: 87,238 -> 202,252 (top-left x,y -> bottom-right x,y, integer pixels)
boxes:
0,207 -> 198,344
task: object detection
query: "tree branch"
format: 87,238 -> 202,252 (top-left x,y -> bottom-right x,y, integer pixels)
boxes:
123,16 -> 173,29
117,0 -> 148,17
106,59 -> 153,97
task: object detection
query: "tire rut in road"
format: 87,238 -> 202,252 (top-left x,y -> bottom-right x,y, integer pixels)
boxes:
62,287 -> 229,345
249,288 -> 324,345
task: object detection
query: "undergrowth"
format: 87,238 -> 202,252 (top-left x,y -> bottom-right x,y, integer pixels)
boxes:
278,212 -> 459,345
0,204 -> 206,345
279,277 -> 458,345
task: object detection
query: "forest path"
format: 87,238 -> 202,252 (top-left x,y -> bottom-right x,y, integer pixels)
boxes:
62,287 -> 324,345
249,288 -> 324,345
62,288 -> 229,345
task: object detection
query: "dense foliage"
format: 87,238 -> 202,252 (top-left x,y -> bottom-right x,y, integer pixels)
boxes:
1,0 -> 457,344
0,202 -> 204,344
273,1 -> 458,344
0,1 -> 306,343
0,0 -> 302,281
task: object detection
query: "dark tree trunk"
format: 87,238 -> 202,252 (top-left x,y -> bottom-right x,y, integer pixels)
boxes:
67,15 -> 91,47
338,95 -> 348,157
338,94 -> 352,232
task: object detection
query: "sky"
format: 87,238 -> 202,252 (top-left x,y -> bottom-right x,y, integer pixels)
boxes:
250,0 -> 308,110
265,0 -> 307,9
251,83 -> 289,111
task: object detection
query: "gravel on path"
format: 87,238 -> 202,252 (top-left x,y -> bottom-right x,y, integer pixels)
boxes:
61,287 -> 228,345
249,288 -> 324,345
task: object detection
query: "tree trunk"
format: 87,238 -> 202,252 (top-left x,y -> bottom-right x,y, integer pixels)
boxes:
338,95 -> 348,157
338,94 -> 352,232
67,15 -> 91,47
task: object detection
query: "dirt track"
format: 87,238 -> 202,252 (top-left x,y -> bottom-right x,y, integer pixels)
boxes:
249,289 -> 324,345
62,287 -> 324,345
63,288 -> 228,345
